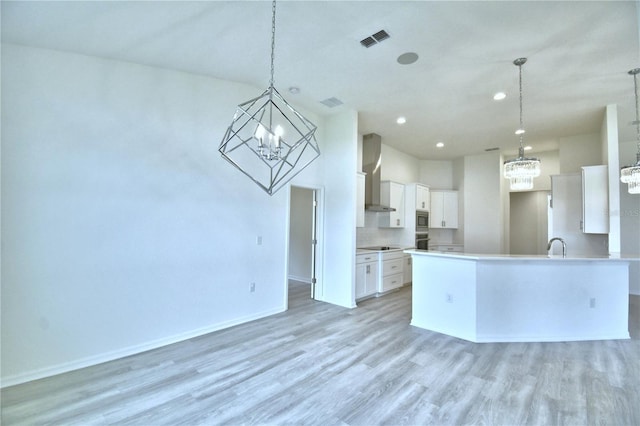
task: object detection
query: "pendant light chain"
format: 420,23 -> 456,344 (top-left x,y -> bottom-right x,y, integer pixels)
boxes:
518,61 -> 524,153
503,57 -> 540,191
218,0 -> 320,196
633,69 -> 640,160
269,0 -> 277,89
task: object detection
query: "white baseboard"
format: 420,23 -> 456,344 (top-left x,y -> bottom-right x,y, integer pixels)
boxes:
287,274 -> 311,284
1,306 -> 284,389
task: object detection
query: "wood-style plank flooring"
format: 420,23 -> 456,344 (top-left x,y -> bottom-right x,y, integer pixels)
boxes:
2,281 -> 639,425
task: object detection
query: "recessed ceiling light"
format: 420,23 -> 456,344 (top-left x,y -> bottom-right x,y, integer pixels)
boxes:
396,116 -> 406,125
288,86 -> 300,95
493,92 -> 506,101
436,142 -> 444,148
515,128 -> 525,135
397,52 -> 419,65
524,145 -> 532,151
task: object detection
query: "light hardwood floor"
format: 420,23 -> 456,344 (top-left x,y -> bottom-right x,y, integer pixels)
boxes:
2,282 -> 639,425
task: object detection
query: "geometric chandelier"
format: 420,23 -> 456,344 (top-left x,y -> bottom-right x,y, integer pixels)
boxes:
503,57 -> 541,191
219,0 -> 320,196
620,67 -> 640,195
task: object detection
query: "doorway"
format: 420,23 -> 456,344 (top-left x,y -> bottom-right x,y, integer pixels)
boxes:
287,185 -> 322,307
509,190 -> 550,255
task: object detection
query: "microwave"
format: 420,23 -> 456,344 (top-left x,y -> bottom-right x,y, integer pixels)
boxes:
416,211 -> 429,233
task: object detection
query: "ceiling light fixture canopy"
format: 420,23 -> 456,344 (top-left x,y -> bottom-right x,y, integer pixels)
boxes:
503,57 -> 541,191
620,67 -> 640,194
218,0 -> 320,195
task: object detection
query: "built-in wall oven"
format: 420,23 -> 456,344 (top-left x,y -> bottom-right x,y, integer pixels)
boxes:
415,233 -> 430,250
416,211 -> 429,233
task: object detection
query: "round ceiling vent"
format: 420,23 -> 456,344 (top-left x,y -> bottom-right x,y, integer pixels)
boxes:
397,52 -> 419,65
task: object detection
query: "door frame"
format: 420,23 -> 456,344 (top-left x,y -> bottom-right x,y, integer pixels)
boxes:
285,184 -> 324,309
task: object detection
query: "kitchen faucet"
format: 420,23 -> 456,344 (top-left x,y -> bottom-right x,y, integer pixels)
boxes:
547,237 -> 566,258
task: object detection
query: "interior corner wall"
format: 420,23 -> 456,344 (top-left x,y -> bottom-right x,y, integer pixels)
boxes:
558,133 -> 602,173
320,110 -> 358,308
380,144 -> 420,184
419,160 -> 454,189
463,152 -> 503,253
604,104 -> 621,254
0,44 -> 325,386
452,157 -> 465,244
618,140 -> 640,295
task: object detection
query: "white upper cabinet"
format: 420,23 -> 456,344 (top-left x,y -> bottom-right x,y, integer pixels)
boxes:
379,181 -> 405,228
581,165 -> 609,234
430,190 -> 458,229
356,172 -> 365,228
414,184 -> 430,211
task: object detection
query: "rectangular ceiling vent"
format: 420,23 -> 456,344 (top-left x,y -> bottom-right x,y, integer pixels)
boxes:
360,29 -> 390,48
320,97 -> 344,108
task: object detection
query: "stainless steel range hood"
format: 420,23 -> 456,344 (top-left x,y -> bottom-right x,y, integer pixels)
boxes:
362,133 -> 395,212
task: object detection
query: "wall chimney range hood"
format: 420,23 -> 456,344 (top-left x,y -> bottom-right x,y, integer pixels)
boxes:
362,133 -> 395,212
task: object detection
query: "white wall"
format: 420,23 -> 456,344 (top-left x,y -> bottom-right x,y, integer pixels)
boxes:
320,111 -> 359,308
0,44 -> 351,385
419,160 -> 453,189
619,138 -> 640,295
463,152 -> 504,253
380,144 -> 420,183
603,105 -> 621,253
559,133 -> 602,173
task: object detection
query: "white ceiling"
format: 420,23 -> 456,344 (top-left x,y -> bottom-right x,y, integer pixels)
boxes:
2,0 -> 639,160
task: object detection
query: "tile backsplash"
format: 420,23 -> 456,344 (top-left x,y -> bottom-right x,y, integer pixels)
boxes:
356,212 -> 413,248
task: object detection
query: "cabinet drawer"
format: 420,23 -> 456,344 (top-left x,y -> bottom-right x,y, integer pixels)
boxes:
356,254 -> 377,264
381,251 -> 404,261
382,258 -> 403,276
381,273 -> 403,292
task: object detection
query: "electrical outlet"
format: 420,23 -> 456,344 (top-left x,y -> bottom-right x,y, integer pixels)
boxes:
257,236 -> 262,245
446,293 -> 453,303
590,298 -> 596,308
250,282 -> 256,293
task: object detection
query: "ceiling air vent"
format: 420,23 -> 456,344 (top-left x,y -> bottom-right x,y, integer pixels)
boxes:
320,97 -> 344,108
372,30 -> 390,43
485,147 -> 500,152
360,29 -> 390,48
360,36 -> 377,48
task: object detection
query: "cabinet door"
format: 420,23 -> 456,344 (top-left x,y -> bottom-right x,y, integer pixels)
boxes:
356,261 -> 378,299
403,255 -> 412,284
430,191 -> 444,228
430,190 -> 458,228
355,263 -> 367,299
443,191 -> 458,228
582,166 -> 608,234
390,182 -> 405,227
365,262 -> 379,295
416,185 -> 430,211
379,181 -> 405,228
356,173 -> 365,228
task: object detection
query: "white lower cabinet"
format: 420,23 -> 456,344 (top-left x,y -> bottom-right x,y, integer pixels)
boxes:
403,254 -> 412,284
379,251 -> 404,293
356,253 -> 378,300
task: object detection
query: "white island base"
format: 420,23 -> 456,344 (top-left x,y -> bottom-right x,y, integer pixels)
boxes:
405,250 -> 632,343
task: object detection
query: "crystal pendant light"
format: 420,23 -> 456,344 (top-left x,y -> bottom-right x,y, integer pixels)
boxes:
219,0 -> 320,195
620,68 -> 640,195
503,58 -> 541,191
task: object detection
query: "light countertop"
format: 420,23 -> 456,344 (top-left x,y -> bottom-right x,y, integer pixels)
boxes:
404,249 -> 639,262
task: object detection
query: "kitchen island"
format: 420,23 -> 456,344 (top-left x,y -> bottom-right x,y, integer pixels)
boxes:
404,249 -> 636,343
